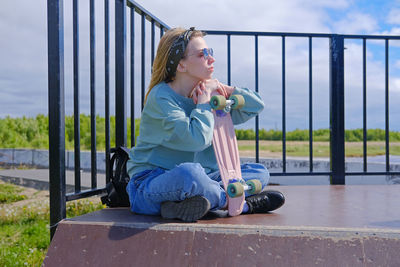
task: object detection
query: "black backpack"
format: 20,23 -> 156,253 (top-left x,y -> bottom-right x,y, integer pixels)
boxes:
101,146 -> 131,207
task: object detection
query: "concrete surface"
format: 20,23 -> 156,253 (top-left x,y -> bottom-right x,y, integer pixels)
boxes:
44,185 -> 400,266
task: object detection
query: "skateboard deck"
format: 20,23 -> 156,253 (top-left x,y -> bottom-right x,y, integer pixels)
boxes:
212,106 -> 245,216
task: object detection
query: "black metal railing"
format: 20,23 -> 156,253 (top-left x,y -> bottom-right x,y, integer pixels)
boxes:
47,0 -> 168,238
47,0 -> 400,238
205,31 -> 339,179
204,31 -> 400,181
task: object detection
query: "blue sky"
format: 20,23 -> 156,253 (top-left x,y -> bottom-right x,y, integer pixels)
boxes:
0,0 -> 399,131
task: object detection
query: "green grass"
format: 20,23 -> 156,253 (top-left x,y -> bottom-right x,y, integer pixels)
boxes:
0,220 -> 49,266
0,182 -> 105,266
238,141 -> 330,157
238,140 -> 400,157
0,183 -> 27,204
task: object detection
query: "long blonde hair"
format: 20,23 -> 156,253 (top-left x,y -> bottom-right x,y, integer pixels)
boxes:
144,27 -> 204,103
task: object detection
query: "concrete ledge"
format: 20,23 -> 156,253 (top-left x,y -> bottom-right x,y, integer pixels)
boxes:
44,216 -> 400,266
44,185 -> 400,266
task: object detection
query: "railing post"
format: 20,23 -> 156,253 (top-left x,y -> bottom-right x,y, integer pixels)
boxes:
115,0 -> 127,147
329,35 -> 345,184
47,0 -> 66,239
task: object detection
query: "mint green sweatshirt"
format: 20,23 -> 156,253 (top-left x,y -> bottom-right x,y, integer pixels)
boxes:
127,81 -> 264,177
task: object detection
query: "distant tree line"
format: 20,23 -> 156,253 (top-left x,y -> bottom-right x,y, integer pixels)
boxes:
0,114 -> 139,150
0,115 -> 399,150
236,128 -> 400,142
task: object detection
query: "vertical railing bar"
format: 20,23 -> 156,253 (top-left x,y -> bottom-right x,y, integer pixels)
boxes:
255,35 -> 259,163
66,151 -> 70,169
363,38 -> 367,173
151,19 -> 155,68
73,0 -> 81,191
141,13 -> 145,110
160,26 -> 164,38
282,36 -> 286,172
47,0 -> 66,240
227,34 -> 231,86
329,35 -> 345,184
130,8 -> 135,147
385,39 -> 390,171
308,36 -> 313,172
115,0 -> 127,148
104,0 -> 110,182
89,0 -> 97,188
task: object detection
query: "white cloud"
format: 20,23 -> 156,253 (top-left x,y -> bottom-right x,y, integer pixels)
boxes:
377,27 -> 400,35
342,39 -> 400,129
1,0 -> 399,130
387,8 -> 400,24
332,12 -> 378,34
133,0 -> 349,33
391,78 -> 400,92
0,1 -> 48,118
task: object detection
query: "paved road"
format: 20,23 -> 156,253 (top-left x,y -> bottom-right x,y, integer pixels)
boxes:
0,168 -> 106,192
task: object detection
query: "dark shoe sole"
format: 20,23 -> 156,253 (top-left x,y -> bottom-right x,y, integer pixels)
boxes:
161,196 -> 211,222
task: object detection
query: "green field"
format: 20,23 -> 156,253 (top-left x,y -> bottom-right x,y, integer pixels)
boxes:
237,140 -> 400,158
1,115 -> 400,151
0,181 -> 104,266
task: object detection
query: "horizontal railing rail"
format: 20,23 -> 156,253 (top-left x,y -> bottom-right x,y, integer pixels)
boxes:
127,0 -> 169,29
206,30 -> 400,39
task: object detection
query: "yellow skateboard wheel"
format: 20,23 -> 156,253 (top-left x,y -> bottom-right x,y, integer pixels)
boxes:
246,179 -> 262,195
210,95 -> 226,110
229,95 -> 245,109
227,182 -> 244,198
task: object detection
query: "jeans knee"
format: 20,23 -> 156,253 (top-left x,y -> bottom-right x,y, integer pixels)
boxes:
175,162 -> 220,196
176,163 -> 205,182
243,162 -> 268,171
242,163 -> 270,188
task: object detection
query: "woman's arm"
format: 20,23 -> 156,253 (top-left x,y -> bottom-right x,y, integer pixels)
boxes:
229,86 -> 264,125
200,79 -> 265,125
141,92 -> 215,153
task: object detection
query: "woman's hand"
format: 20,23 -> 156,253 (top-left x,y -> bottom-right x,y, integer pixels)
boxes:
217,82 -> 235,98
191,81 -> 212,104
191,79 -> 236,104
204,79 -> 235,98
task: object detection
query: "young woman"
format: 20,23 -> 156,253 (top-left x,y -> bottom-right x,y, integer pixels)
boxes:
126,27 -> 285,222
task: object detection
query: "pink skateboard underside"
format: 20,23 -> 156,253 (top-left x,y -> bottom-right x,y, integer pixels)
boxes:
212,110 -> 244,216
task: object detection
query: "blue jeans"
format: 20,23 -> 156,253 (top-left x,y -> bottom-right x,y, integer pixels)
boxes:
126,162 -> 270,215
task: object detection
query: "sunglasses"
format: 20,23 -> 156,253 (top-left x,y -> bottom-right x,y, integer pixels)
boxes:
187,48 -> 214,60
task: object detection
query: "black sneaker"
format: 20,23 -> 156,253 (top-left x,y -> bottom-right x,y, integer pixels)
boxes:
160,196 -> 211,222
245,190 -> 285,213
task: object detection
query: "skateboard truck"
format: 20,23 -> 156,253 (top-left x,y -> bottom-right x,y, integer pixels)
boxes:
226,179 -> 262,198
210,95 -> 245,114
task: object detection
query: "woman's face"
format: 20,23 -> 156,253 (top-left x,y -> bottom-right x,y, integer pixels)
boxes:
181,37 -> 215,81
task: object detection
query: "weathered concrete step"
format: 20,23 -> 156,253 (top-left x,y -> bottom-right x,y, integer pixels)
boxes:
44,185 -> 400,266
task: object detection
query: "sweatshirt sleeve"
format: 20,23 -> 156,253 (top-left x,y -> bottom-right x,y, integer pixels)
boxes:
141,94 -> 215,153
230,87 -> 265,125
